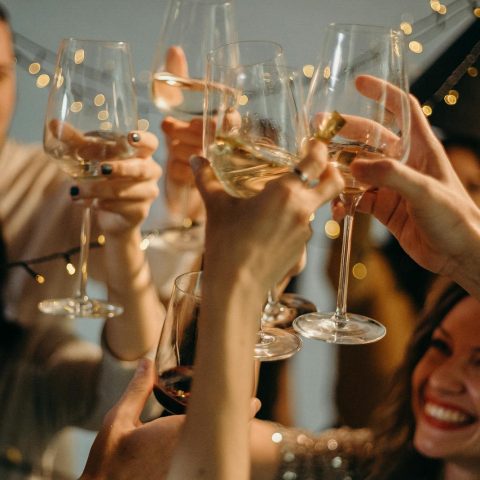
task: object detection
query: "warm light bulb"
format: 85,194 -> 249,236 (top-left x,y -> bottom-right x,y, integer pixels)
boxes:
422,104 -> 433,116
303,64 -> 315,78
325,219 -> 341,239
28,62 -> 41,74
352,262 -> 367,280
36,74 -> 50,88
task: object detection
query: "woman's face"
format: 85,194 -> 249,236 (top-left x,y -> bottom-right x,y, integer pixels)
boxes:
412,296 -> 480,468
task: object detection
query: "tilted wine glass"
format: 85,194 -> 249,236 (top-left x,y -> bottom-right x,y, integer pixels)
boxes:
39,38 -> 138,318
148,0 -> 237,251
260,68 -> 317,331
293,24 -> 411,344
154,270 -> 201,414
204,40 -> 307,360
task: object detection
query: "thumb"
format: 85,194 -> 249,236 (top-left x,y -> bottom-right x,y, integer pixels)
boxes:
114,358 -> 155,423
190,155 -> 225,200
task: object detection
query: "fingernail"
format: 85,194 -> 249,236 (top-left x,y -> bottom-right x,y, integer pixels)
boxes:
70,185 -> 80,197
189,155 -> 202,171
129,132 -> 141,143
101,164 -> 113,175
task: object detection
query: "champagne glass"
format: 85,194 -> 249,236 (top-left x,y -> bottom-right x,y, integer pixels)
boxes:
260,68 -> 317,331
204,41 -> 306,360
293,24 -> 411,344
39,38 -> 138,318
149,0 -> 237,251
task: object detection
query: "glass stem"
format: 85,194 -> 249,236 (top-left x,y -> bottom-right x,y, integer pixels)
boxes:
76,206 -> 91,303
180,184 -> 192,229
335,193 -> 362,323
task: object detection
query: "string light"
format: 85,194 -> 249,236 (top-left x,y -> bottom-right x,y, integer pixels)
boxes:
7,241 -> 104,282
64,254 -> 76,275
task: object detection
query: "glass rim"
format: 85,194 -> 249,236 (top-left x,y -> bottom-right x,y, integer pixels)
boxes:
207,39 -> 284,68
174,270 -> 203,299
170,0 -> 233,5
60,37 -> 131,48
327,22 -> 403,37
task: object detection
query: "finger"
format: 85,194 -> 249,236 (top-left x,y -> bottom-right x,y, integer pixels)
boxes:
312,112 -> 399,156
165,45 -> 189,77
82,179 -> 160,202
127,131 -> 159,158
190,155 -> 226,199
250,398 -> 262,418
355,75 -> 409,119
100,158 -> 162,181
350,158 -> 431,207
49,119 -> 85,145
112,358 -> 155,425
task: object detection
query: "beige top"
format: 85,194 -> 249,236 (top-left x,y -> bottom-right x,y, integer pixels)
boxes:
0,139 -> 107,325
0,321 -> 140,479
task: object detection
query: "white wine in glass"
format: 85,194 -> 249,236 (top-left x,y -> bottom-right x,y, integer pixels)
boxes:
205,41 -> 308,361
39,38 -> 138,318
149,0 -> 237,250
293,24 -> 411,344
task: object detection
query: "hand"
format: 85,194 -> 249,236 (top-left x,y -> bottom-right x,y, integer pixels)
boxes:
70,130 -> 162,235
161,116 -> 205,220
347,76 -> 480,279
79,359 -> 182,480
193,139 -> 344,290
80,358 -> 262,480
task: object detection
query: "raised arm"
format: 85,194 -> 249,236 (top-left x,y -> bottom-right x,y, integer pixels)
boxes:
71,130 -> 165,359
167,140 -> 343,480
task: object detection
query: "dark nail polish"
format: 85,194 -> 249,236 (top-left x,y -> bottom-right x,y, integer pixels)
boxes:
130,132 -> 140,143
70,186 -> 80,196
101,164 -> 113,175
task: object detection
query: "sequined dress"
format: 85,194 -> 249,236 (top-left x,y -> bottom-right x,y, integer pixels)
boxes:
273,425 -> 374,480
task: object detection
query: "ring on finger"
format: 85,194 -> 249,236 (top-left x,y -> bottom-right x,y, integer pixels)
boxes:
292,167 -> 319,189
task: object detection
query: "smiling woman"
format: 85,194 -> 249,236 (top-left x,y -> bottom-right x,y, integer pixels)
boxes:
412,294 -> 480,471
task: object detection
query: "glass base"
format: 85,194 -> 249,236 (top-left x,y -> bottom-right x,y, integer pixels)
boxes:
38,297 -> 124,319
262,293 -> 317,330
293,312 -> 386,345
253,327 -> 302,361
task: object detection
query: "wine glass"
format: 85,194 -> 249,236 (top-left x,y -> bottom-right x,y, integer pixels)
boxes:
154,270 -> 200,414
204,40 -> 306,360
293,24 -> 411,344
260,68 -> 317,331
39,38 -> 138,318
149,0 -> 237,251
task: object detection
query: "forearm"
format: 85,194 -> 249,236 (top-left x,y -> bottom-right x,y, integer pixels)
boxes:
103,229 -> 164,360
167,266 -> 266,480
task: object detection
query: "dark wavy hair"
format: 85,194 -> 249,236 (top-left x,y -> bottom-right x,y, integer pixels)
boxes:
0,228 -> 24,351
367,282 -> 469,479
0,3 -> 9,23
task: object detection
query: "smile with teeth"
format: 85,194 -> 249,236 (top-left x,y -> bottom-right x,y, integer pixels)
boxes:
424,401 -> 474,426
